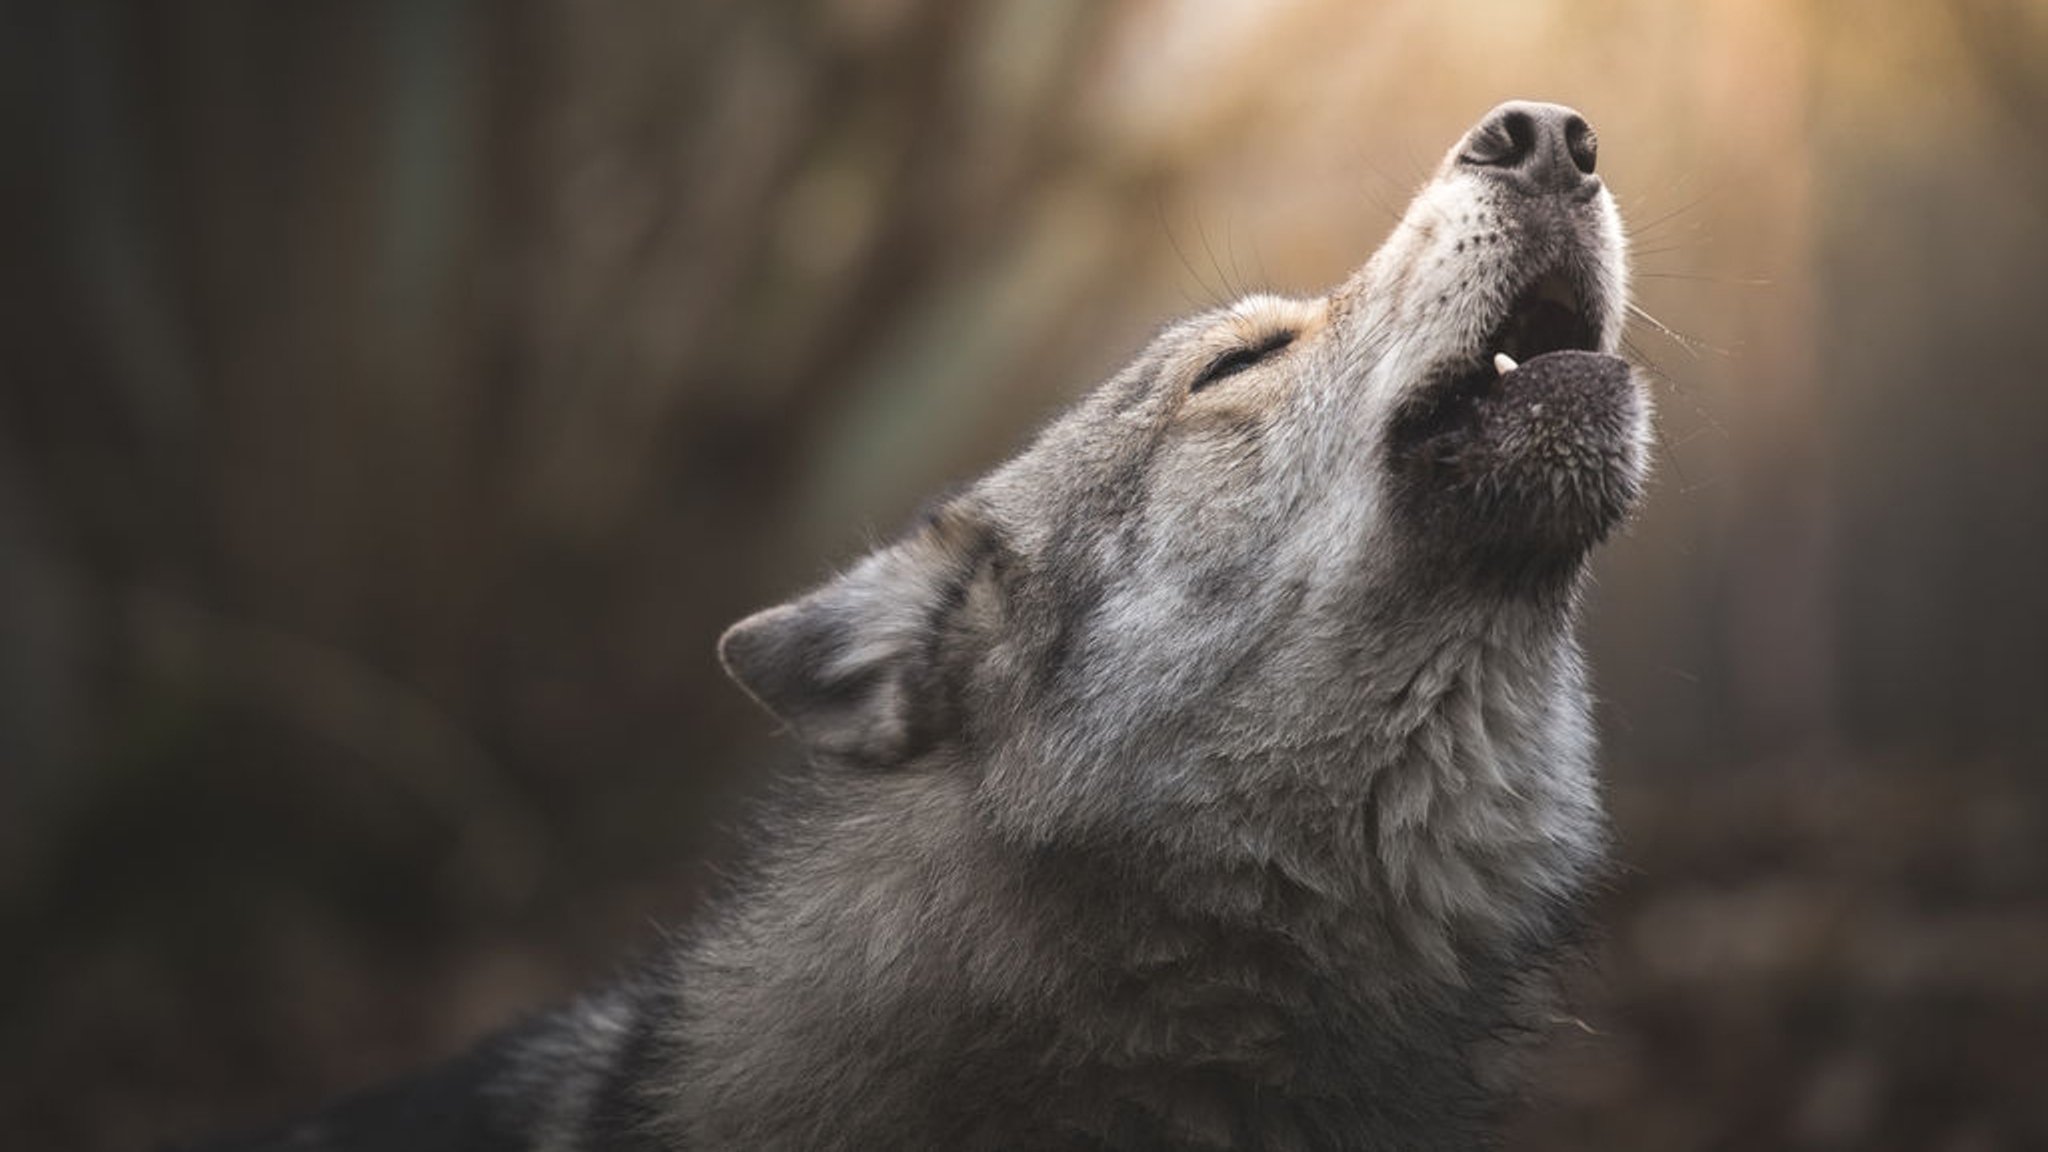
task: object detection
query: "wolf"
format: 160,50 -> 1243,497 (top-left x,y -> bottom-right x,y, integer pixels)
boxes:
192,100 -> 1649,1152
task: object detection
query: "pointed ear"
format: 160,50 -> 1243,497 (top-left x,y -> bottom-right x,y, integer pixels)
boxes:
718,505 -> 999,766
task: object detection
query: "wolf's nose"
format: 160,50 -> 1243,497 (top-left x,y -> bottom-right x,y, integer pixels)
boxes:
1457,102 -> 1599,195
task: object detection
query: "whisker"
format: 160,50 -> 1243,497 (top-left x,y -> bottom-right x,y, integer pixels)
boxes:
1636,399 -> 1729,499
1342,133 -> 1414,227
1627,244 -> 1700,260
1662,422 -> 1724,450
1620,333 -> 1660,373
1629,191 -> 1714,239
1627,301 -> 1726,359
1633,271 -> 1774,286
1155,193 -> 1226,308
1196,215 -> 1240,300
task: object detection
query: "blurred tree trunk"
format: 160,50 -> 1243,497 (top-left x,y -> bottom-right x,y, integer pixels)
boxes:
0,0 -> 1123,914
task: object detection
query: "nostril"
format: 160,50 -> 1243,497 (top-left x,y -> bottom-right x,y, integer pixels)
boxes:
1502,111 -> 1536,164
1564,116 -> 1597,176
1464,109 -> 1536,169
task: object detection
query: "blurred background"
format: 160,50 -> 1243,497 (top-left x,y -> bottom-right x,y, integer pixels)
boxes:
2,1 -> 2045,1148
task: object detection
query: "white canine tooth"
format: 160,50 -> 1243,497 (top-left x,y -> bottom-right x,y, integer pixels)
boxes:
1493,352 -> 1519,375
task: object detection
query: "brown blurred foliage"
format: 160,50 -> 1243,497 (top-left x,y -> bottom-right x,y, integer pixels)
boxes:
1,1 -> 2045,1149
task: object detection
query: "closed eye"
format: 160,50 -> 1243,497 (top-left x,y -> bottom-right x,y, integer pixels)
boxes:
1190,330 -> 1295,393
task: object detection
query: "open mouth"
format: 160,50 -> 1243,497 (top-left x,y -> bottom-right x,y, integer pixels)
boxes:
1490,272 -> 1599,364
1391,271 -> 1602,447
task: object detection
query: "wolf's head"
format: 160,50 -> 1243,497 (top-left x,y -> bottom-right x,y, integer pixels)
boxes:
720,103 -> 1648,914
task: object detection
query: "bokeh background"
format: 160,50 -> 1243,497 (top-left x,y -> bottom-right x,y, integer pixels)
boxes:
3,1 -> 2046,1149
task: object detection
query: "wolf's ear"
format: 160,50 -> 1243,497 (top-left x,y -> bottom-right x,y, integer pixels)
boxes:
718,507 -> 997,766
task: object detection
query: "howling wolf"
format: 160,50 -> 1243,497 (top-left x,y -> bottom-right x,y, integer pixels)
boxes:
196,100 -> 1649,1152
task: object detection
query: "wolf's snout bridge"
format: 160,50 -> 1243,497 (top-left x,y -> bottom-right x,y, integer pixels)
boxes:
1457,101 -> 1600,197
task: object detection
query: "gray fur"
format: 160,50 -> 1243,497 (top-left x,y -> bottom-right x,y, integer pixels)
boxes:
189,101 -> 1650,1152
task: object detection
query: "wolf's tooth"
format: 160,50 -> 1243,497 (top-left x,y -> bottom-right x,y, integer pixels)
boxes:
1494,352 -> 1519,375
